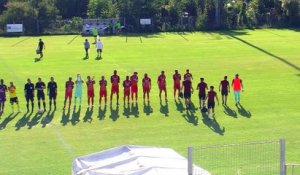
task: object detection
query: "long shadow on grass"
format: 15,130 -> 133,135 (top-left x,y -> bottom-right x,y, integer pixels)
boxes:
201,112 -> 225,135
236,103 -> 251,118
15,111 -> 32,131
223,104 -> 237,118
131,102 -> 139,118
143,101 -> 153,116
0,112 -> 19,130
175,99 -> 185,113
71,106 -> 81,125
83,107 -> 93,123
98,106 -> 107,120
61,108 -> 71,126
41,110 -> 55,128
224,31 -> 300,71
123,103 -> 130,118
27,112 -> 44,129
160,100 -> 169,117
110,105 -> 119,121
182,110 -> 198,126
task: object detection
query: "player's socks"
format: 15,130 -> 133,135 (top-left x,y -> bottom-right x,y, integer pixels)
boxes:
26,104 -> 29,112
38,102 -> 41,109
11,105 -> 14,113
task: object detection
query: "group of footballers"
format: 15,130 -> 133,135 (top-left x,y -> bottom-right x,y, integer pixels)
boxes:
0,69 -> 243,119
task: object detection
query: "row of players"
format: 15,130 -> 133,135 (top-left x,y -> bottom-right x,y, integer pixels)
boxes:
0,69 -> 244,117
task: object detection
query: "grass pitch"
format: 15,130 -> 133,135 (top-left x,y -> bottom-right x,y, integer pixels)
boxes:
0,29 -> 299,174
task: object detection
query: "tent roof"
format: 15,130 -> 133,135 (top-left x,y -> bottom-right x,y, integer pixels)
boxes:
72,145 -> 211,175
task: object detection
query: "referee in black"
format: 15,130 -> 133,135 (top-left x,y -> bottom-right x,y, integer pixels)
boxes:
47,77 -> 57,110
24,79 -> 35,112
35,77 -> 46,112
38,39 -> 45,59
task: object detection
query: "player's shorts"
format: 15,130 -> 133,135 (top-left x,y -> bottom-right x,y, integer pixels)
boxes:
49,93 -> 57,100
10,97 -> 18,104
124,88 -> 130,96
174,82 -> 180,90
221,90 -> 228,96
111,86 -> 119,94
37,93 -> 45,100
207,101 -> 215,109
65,91 -> 72,99
143,87 -> 150,93
0,94 -> 6,102
199,93 -> 206,100
159,84 -> 166,91
97,49 -> 102,53
87,91 -> 94,98
184,91 -> 191,99
100,90 -> 107,97
131,84 -> 138,93
25,95 -> 34,102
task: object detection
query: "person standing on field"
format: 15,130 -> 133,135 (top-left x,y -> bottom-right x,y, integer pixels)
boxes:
181,76 -> 193,110
219,76 -> 230,105
74,74 -> 84,107
0,79 -> 8,115
8,82 -> 20,113
47,77 -> 57,110
206,86 -> 219,119
84,39 -> 90,58
24,79 -> 34,112
96,39 -> 103,58
232,74 -> 244,106
37,38 -> 45,59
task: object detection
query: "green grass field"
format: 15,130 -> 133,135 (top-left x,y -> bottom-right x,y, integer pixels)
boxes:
0,29 -> 299,174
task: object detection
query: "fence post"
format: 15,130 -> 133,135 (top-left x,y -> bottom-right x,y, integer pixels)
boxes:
280,139 -> 286,175
188,146 -> 193,175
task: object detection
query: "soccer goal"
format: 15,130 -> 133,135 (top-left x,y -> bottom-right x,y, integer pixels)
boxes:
188,139 -> 286,175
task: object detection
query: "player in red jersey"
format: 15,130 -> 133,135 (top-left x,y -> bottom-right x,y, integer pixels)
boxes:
197,77 -> 208,109
110,70 -> 120,105
173,70 -> 181,99
219,76 -> 230,105
99,76 -> 107,105
63,77 -> 74,110
123,76 -> 131,104
184,69 -> 193,80
157,71 -> 167,101
130,72 -> 138,101
86,76 -> 95,107
142,73 -> 151,102
206,86 -> 219,118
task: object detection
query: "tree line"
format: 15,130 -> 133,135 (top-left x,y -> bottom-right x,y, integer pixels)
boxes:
0,0 -> 299,34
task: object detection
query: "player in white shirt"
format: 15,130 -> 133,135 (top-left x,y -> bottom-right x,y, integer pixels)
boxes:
96,39 -> 103,58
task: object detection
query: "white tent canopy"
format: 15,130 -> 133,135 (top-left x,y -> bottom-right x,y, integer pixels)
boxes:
72,145 -> 211,175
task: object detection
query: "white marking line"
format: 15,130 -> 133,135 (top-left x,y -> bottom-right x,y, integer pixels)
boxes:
48,122 -> 76,157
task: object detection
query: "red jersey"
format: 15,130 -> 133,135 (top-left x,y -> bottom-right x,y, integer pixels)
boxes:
65,81 -> 74,93
184,73 -> 192,80
207,91 -> 217,103
123,80 -> 131,89
99,79 -> 107,91
157,74 -> 166,85
173,73 -> 181,84
143,77 -> 151,88
232,78 -> 242,91
86,80 -> 95,92
111,75 -> 120,86
220,80 -> 229,91
197,82 -> 208,94
130,75 -> 138,86
182,80 -> 192,93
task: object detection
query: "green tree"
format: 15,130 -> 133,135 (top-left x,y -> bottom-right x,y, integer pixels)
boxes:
88,0 -> 118,18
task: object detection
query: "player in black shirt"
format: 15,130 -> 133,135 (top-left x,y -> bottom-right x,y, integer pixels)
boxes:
24,78 -> 35,112
38,39 -> 45,59
35,77 -> 46,111
47,77 -> 57,110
